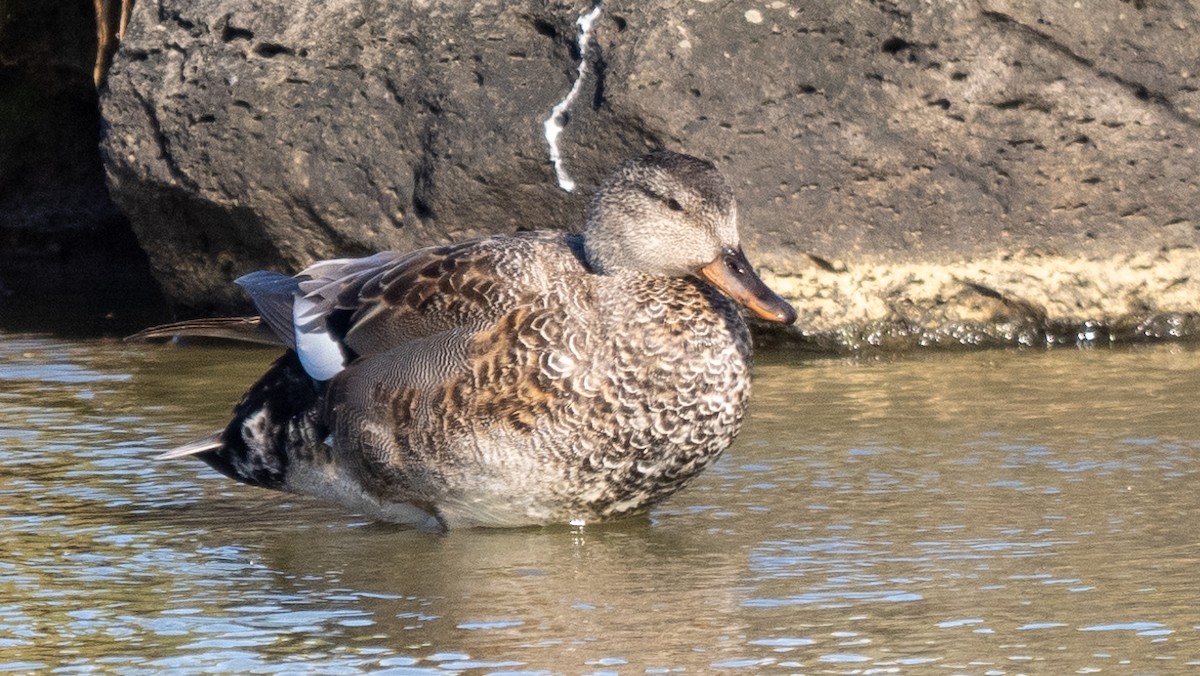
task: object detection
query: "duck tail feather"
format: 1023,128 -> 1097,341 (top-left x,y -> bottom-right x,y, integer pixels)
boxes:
202,350 -> 327,491
156,430 -> 224,460
126,317 -> 282,346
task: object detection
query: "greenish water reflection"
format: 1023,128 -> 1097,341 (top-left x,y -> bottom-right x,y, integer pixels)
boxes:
1,334 -> 1198,672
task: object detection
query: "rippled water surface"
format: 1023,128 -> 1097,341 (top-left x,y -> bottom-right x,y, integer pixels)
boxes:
2,333 -> 1198,673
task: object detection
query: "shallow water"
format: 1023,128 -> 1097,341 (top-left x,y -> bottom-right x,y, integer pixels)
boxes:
1,333 -> 1198,673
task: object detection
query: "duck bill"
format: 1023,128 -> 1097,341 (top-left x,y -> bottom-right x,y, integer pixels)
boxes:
699,247 -> 798,325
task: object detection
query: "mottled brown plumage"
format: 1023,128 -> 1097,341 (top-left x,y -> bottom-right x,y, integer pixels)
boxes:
156,152 -> 796,529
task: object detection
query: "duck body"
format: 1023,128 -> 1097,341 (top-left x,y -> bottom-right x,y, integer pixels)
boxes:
160,152 -> 795,529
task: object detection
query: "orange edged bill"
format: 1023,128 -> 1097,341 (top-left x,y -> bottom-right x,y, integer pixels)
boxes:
699,247 -> 797,324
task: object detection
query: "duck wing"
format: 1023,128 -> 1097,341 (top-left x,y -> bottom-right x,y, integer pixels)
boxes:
277,232 -> 586,383
307,232 -> 594,510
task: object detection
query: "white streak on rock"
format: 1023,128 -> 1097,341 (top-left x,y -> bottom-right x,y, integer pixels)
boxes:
543,1 -> 603,193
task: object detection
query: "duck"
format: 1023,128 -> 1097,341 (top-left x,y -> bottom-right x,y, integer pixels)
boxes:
148,151 -> 797,529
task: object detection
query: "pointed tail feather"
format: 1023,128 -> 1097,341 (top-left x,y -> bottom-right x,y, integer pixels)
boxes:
166,351 -> 325,491
156,430 -> 224,460
126,317 -> 282,345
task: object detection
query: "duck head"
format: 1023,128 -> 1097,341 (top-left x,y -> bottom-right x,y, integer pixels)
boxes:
584,151 -> 797,325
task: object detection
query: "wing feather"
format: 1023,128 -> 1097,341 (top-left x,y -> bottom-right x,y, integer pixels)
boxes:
234,270 -> 301,348
296,235 -> 575,362
125,317 -> 279,345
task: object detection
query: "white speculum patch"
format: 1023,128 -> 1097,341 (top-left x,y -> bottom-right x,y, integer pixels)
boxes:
293,292 -> 346,381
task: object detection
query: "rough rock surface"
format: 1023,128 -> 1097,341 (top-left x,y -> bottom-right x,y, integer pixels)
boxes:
102,0 -> 1200,349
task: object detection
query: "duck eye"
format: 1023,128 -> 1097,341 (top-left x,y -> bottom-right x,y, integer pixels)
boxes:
665,198 -> 684,212
723,252 -> 745,275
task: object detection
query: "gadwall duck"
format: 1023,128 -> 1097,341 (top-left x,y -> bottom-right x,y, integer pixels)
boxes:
152,151 -> 796,529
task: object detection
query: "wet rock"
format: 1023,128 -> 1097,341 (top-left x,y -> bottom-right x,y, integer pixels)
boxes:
102,0 -> 1200,348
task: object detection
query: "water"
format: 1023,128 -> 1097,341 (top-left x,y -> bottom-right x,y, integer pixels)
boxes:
1,332 -> 1198,673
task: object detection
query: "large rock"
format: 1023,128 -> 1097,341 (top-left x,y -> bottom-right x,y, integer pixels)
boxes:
102,0 -> 1200,348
